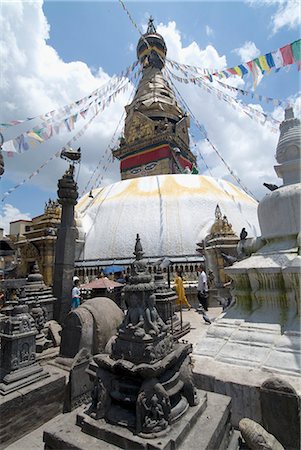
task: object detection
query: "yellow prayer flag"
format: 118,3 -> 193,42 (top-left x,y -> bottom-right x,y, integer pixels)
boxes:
234,66 -> 243,77
259,55 -> 269,71
27,131 -> 44,142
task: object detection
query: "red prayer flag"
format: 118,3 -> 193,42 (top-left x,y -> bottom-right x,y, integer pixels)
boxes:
227,68 -> 237,75
280,44 -> 294,66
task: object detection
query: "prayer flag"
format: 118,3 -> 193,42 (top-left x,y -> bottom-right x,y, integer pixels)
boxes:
2,140 -> 18,153
227,68 -> 237,75
272,49 -> 283,68
27,131 -> 44,143
280,44 -> 294,65
222,70 -> 230,78
254,58 -> 264,73
259,55 -> 269,71
291,40 -> 301,62
238,64 -> 249,77
64,119 -> 71,132
233,66 -> 243,77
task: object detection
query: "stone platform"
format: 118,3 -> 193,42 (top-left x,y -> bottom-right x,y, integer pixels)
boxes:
0,365 -> 66,448
192,354 -> 301,428
43,390 -> 232,450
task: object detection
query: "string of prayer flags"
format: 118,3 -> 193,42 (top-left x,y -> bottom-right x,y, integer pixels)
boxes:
166,39 -> 300,88
0,60 -> 139,130
1,72 -> 141,202
2,76 -> 131,155
165,68 -> 280,132
165,68 -> 256,198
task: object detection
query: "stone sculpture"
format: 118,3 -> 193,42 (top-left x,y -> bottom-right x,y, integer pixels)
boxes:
58,297 -> 124,360
136,379 -> 171,436
239,418 -> 284,450
81,234 -> 199,443
30,297 -> 51,352
0,291 -> 48,394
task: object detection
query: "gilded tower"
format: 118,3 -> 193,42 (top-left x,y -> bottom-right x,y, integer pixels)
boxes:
113,18 -> 197,180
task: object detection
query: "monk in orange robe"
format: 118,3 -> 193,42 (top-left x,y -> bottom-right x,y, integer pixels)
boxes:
174,271 -> 191,310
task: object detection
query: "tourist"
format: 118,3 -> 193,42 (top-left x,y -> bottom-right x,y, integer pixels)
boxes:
71,277 -> 81,309
175,270 -> 191,310
197,266 -> 209,311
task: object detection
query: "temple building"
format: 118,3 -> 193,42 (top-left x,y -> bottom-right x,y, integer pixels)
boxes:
74,20 -> 259,278
9,201 -> 61,286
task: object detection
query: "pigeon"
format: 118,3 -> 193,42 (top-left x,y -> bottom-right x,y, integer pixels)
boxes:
197,307 -> 211,324
216,295 -> 232,311
263,182 -> 278,191
221,252 -> 237,266
240,228 -> 248,240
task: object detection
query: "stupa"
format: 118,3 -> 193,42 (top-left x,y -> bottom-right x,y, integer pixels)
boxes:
74,19 -> 259,277
23,261 -> 57,321
193,106 -> 301,425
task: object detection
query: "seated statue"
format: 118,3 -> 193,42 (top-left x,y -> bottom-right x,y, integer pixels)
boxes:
119,294 -> 145,338
144,294 -> 168,337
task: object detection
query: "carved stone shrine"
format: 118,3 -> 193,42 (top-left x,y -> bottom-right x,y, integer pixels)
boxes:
0,292 -> 49,395
76,234 -> 203,447
24,261 -> 57,322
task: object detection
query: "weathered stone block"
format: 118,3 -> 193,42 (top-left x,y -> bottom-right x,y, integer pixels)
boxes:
0,366 -> 66,447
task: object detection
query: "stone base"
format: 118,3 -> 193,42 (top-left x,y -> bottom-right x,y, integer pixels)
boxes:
0,364 -> 49,395
194,314 -> 301,377
192,354 -> 301,427
80,391 -> 206,449
43,390 -> 232,450
0,365 -> 66,447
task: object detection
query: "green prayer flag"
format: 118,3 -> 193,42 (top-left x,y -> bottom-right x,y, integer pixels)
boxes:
291,39 -> 301,62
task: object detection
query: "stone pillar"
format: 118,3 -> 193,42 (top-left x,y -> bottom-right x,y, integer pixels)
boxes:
53,165 -> 78,324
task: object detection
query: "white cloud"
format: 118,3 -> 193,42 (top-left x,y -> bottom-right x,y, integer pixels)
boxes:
157,21 -> 226,70
0,2 -> 299,224
0,204 -> 31,234
205,25 -> 214,37
0,0 -> 133,199
247,0 -> 301,34
233,41 -> 260,62
271,0 -> 301,34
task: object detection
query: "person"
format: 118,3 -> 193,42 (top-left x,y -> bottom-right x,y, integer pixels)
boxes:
197,266 -> 209,311
175,270 -> 191,310
71,277 -> 81,309
0,290 -> 4,310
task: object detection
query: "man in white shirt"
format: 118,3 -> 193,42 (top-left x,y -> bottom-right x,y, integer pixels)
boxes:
197,265 -> 209,311
71,277 -> 81,309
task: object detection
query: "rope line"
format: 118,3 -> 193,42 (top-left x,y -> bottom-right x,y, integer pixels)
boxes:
164,68 -> 258,201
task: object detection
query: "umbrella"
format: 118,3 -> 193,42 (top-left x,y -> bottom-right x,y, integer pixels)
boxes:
102,265 -> 125,275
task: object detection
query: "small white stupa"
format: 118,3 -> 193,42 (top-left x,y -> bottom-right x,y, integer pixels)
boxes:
193,106 -> 301,423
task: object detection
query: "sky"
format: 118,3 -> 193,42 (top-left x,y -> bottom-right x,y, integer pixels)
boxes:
0,0 -> 300,233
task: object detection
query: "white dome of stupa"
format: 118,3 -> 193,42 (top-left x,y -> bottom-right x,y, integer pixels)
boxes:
75,174 -> 259,263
